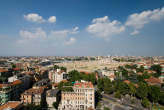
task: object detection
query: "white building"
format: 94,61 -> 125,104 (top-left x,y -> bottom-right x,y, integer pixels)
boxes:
102,69 -> 115,77
48,69 -> 68,83
58,81 -> 95,110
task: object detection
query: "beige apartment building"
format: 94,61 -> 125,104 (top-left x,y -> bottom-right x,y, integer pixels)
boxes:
58,81 -> 95,110
20,87 -> 44,105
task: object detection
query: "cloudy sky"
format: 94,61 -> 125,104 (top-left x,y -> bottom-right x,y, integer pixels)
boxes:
0,0 -> 164,56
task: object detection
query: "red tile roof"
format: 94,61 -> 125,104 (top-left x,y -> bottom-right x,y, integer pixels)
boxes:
22,88 -> 44,95
0,101 -> 22,110
11,80 -> 22,86
80,71 -> 90,75
145,77 -> 161,84
124,80 -> 131,84
74,81 -> 94,88
0,68 -> 8,73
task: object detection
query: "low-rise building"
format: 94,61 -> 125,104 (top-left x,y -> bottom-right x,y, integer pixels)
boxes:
20,88 -> 44,105
58,81 -> 95,110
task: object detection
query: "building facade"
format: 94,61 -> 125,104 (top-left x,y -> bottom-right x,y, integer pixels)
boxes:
48,69 -> 68,83
20,88 -> 44,105
0,80 -> 22,104
58,81 -> 95,110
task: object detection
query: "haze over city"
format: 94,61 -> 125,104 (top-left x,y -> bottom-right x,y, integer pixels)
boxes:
0,0 -> 164,56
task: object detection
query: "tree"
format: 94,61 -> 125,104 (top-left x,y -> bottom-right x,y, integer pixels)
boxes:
95,90 -> 102,107
103,77 -> 114,94
54,65 -> 59,70
12,63 -> 16,69
57,81 -> 73,91
128,83 -> 136,97
104,107 -> 110,110
148,85 -> 161,103
114,80 -> 129,95
131,64 -> 137,69
23,104 -> 41,110
88,73 -> 97,85
120,68 -> 128,79
115,71 -> 122,80
136,82 -> 148,99
159,92 -> 164,106
53,102 -> 58,109
137,73 -> 150,82
137,65 -> 144,73
97,78 -> 104,91
150,65 -> 162,77
114,91 -> 121,99
60,66 -> 67,72
142,98 -> 150,108
68,70 -> 80,82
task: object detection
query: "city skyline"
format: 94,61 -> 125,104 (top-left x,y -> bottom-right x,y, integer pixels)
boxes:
0,0 -> 164,56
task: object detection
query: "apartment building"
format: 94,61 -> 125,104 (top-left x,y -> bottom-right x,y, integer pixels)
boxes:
48,69 -> 68,83
8,74 -> 32,90
0,80 -> 22,104
58,81 -> 95,110
20,88 -> 44,105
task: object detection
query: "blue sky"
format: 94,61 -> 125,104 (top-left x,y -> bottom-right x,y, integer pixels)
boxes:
0,0 -> 164,56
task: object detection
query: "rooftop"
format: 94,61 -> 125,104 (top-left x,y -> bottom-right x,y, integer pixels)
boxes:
0,101 -> 22,110
0,68 -> 8,73
22,88 -> 44,95
74,81 -> 94,88
145,77 -> 161,84
46,89 -> 59,97
11,80 -> 22,86
0,80 -> 22,88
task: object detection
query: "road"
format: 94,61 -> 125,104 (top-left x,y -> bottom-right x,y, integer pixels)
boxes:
102,94 -> 143,110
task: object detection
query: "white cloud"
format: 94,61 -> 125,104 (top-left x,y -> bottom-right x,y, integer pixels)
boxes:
92,16 -> 109,23
130,30 -> 139,35
125,7 -> 164,35
50,27 -> 79,39
24,13 -> 45,23
19,28 -> 47,40
24,13 -> 57,23
71,27 -> 79,34
50,30 -> 69,40
87,16 -> 125,38
48,16 -> 56,23
65,37 -> 76,45
19,27 -> 79,45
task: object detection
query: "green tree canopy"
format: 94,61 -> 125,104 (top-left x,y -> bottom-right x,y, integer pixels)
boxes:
150,64 -> 162,77
54,65 -> 60,70
148,85 -> 161,103
142,98 -> 150,108
136,82 -> 149,99
53,102 -> 58,109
